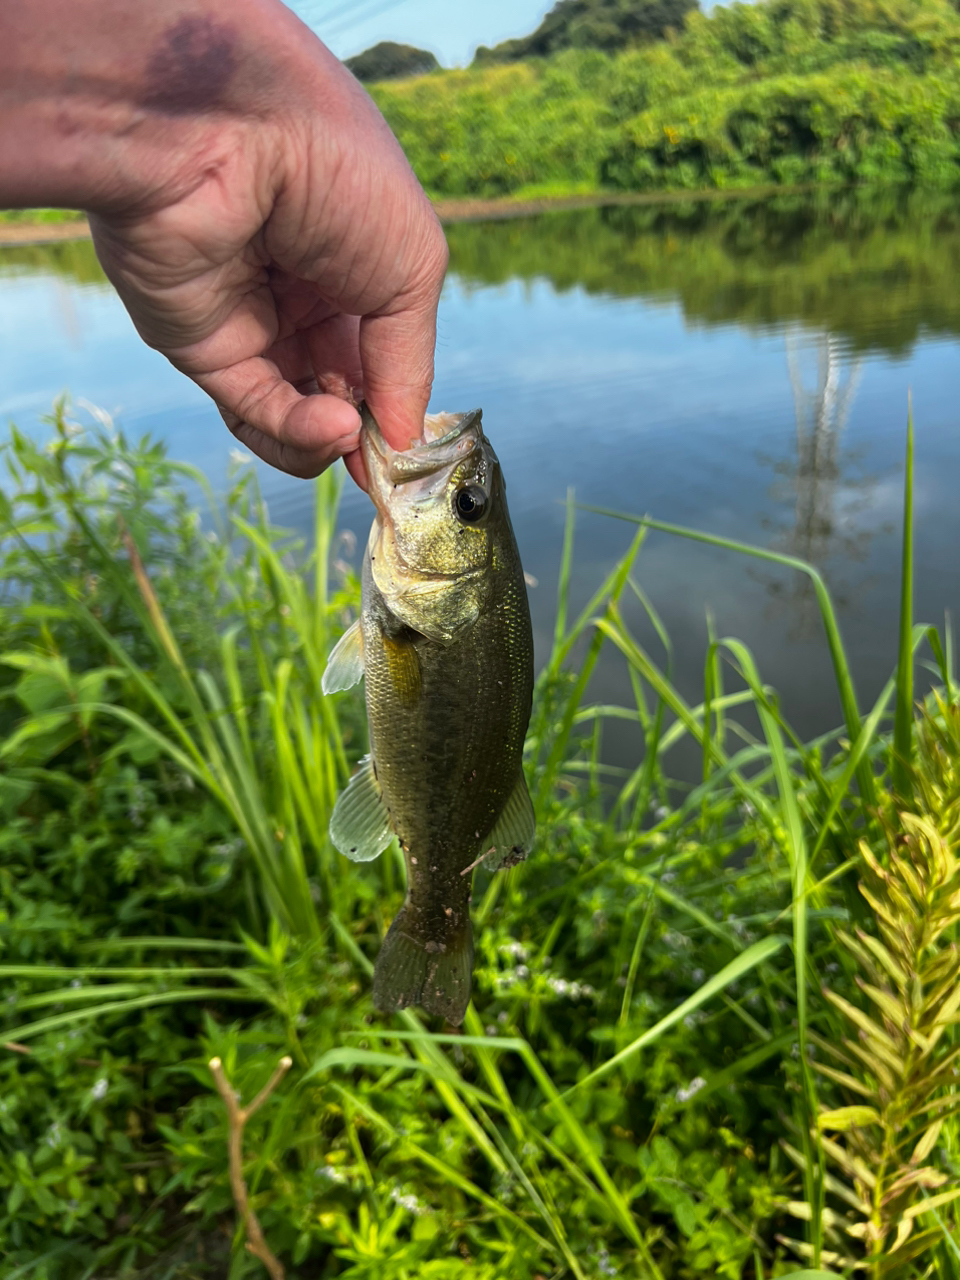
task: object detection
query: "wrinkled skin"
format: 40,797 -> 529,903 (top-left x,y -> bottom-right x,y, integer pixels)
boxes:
0,0 -> 448,478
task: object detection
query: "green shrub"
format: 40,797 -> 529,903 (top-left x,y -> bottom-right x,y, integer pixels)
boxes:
344,41 -> 439,83
366,0 -> 960,198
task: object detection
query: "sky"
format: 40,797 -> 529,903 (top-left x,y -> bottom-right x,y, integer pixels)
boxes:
287,0 -> 555,67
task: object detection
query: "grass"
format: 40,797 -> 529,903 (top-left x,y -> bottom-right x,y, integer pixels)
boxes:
0,399 -> 958,1277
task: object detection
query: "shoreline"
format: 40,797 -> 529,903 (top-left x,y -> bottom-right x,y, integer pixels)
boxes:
0,183 -> 820,246
0,219 -> 91,246
431,181 -> 817,223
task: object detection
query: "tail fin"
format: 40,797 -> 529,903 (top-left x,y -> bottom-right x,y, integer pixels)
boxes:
372,909 -> 474,1025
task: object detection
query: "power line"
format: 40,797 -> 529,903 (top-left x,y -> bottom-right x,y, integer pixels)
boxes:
295,0 -> 412,38
326,0 -> 414,40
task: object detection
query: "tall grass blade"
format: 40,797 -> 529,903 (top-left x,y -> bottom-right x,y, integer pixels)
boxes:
893,400 -> 915,801
581,505 -> 877,811
565,935 -> 787,1094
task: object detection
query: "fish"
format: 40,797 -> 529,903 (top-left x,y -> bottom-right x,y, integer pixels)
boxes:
322,404 -> 535,1024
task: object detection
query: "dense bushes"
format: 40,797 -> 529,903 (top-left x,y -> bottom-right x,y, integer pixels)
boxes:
344,41 -> 439,83
370,0 -> 960,196
371,56 -> 616,197
473,0 -> 700,63
603,67 -> 960,190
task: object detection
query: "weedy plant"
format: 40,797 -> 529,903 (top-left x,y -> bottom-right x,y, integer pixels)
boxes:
795,805 -> 960,1274
1,401 -> 959,1279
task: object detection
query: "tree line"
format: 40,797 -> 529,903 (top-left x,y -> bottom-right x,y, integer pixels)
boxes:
349,0 -> 960,196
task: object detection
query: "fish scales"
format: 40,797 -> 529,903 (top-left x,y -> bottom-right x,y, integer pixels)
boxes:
323,405 -> 534,1024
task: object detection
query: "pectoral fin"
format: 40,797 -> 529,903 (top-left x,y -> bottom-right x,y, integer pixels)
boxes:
330,755 -> 395,862
322,620 -> 364,695
486,772 -> 536,870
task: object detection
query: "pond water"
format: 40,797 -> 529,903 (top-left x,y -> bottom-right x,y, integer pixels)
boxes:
3,187 -> 960,772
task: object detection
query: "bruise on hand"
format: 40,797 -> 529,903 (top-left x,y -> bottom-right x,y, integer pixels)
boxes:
140,16 -> 238,114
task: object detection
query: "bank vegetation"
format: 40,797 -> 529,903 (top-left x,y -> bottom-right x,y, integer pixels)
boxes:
370,0 -> 960,197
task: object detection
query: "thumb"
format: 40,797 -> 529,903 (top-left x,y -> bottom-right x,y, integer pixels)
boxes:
359,248 -> 447,452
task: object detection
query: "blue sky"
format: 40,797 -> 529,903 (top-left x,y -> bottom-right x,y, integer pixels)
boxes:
287,0 -> 555,68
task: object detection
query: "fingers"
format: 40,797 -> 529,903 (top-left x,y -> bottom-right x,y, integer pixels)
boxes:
201,353 -> 361,479
358,225 -> 448,453
305,312 -> 363,401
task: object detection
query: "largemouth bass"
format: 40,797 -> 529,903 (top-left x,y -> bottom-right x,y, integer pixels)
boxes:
322,405 -> 534,1024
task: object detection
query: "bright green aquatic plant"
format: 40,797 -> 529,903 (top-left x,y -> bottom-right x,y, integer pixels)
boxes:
800,807 -> 960,1275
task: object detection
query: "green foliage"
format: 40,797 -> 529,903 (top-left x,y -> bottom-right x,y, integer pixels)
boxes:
344,41 -> 440,83
0,209 -> 84,224
603,65 -> 960,192
473,0 -> 700,64
1,402 -> 959,1276
0,236 -> 105,286
796,810 -> 960,1273
370,55 -> 616,197
370,0 -> 960,197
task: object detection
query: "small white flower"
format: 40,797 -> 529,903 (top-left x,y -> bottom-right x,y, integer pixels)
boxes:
676,1075 -> 707,1103
91,1077 -> 108,1101
390,1189 -> 424,1214
595,1245 -> 618,1277
500,941 -> 528,961
663,930 -> 692,950
229,448 -> 252,465
316,1165 -> 345,1183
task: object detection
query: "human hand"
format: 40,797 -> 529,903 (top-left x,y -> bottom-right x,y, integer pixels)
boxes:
0,0 -> 448,485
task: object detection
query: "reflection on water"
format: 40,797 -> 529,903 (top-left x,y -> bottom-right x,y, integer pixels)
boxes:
2,189 -> 960,763
0,237 -> 106,288
761,332 -> 873,635
785,332 -> 863,570
445,187 -> 960,355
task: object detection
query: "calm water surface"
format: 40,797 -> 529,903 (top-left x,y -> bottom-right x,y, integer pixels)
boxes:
3,189 -> 960,769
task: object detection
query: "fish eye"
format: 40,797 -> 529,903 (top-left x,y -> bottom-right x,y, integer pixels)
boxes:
453,484 -> 488,524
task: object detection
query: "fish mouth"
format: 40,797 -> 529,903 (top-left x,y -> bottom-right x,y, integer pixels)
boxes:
360,405 -> 487,641
360,403 -> 483,493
